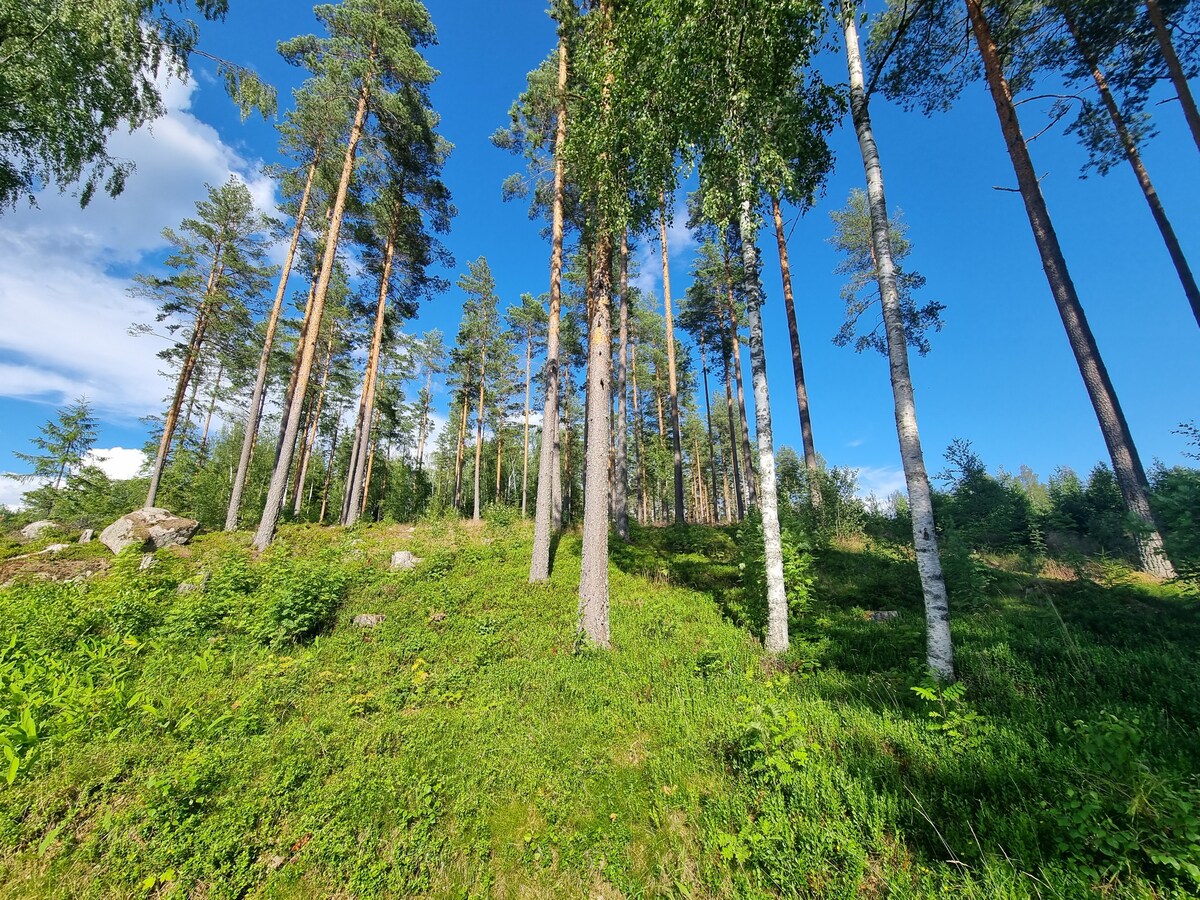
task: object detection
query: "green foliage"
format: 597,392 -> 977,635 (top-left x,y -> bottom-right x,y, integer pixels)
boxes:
251,548 -> 356,646
736,509 -> 815,635
482,500 -> 518,529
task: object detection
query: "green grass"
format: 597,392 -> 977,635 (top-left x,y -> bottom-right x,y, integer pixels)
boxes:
1,520 -> 1198,898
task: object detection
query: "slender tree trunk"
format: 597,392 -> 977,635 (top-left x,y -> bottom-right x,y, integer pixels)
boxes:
453,391 -> 469,509
294,338 -> 332,517
614,231 -> 631,539
360,408 -> 381,517
531,28 -> 570,580
658,196 -> 686,524
966,0 -> 1175,579
579,232 -> 614,646
199,359 -> 224,455
146,248 -> 222,508
1146,0 -> 1200,154
845,3 -> 955,677
717,285 -> 746,520
723,246 -> 758,508
631,341 -> 649,526
473,347 -> 488,521
346,233 -> 396,525
522,337 -> 533,516
1059,10 -> 1200,329
318,410 -> 342,525
255,83 -> 370,550
225,160 -> 317,530
737,191 -> 789,655
771,195 -> 822,500
495,412 -> 504,501
699,338 -> 720,524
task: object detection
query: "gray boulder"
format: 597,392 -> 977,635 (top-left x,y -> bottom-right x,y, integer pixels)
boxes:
21,520 -> 59,540
78,529 -> 95,544
100,507 -> 200,555
352,614 -> 387,628
390,550 -> 422,571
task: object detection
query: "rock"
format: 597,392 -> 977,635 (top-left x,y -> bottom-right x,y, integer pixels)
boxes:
865,610 -> 899,622
78,529 -> 95,544
353,614 -> 387,628
21,521 -> 59,540
99,507 -> 200,555
390,550 -> 422,571
139,554 -> 156,571
42,544 -> 70,554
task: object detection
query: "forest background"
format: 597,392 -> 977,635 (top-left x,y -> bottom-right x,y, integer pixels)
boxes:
0,0 -> 1196,505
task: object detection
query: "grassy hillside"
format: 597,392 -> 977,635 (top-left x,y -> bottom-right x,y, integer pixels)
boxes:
1,518 -> 1199,898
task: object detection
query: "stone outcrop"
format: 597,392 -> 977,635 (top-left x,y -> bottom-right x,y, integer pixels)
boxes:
99,507 -> 200,555
21,521 -> 59,540
390,550 -> 422,571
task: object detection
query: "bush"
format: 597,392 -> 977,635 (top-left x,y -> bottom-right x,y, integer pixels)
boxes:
252,550 -> 354,646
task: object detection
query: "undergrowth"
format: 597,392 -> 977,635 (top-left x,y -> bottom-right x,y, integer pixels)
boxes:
0,520 -> 1197,898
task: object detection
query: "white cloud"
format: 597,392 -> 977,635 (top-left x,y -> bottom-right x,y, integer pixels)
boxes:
0,74 -> 278,422
85,447 -> 147,480
854,465 -> 907,501
0,476 -> 26,510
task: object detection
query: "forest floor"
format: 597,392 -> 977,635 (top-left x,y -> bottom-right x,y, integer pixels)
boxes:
1,517 -> 1198,898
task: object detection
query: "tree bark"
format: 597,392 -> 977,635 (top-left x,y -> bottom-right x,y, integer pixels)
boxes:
771,194 -> 821,502
1060,9 -> 1200,330
737,193 -> 789,655
1147,0 -> 1200,154
473,345 -> 488,521
717,277 -> 746,520
521,335 -> 533,516
531,27 -> 569,581
254,82 -> 369,550
146,244 -> 223,507
845,2 -> 955,678
966,0 -> 1175,579
722,244 -> 758,508
579,233 -> 613,647
453,390 -> 469,510
225,160 -> 317,530
199,359 -> 224,455
659,196 -> 686,524
699,337 -> 720,524
318,409 -> 342,524
346,232 -> 396,525
614,230 -> 631,539
293,337 -> 332,518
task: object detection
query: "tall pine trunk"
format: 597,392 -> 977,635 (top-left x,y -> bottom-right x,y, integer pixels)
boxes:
346,233 -> 396,525
770,194 -> 821,502
453,390 -> 469,509
293,337 -> 333,517
723,245 -> 757,508
845,2 -> 954,678
1060,8 -> 1200,329
579,233 -> 613,646
1146,0 -> 1200,154
146,247 -> 222,507
614,231 -> 631,539
254,84 -> 369,550
531,28 -> 570,581
659,196 -> 686,524
699,337 -> 720,524
473,347 -> 488,521
966,0 -> 1176,579
737,191 -> 789,655
225,160 -> 317,530
521,337 -> 533,516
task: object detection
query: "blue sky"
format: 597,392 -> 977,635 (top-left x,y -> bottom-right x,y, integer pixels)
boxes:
1,0 -> 1197,507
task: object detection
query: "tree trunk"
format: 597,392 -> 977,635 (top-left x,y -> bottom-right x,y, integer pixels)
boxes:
360,408 -> 381,517
146,245 -> 222,507
1146,0 -> 1200,154
531,27 -> 570,581
294,337 -> 333,517
473,346 -> 488,521
699,337 -> 720,524
1060,10 -> 1200,329
737,192 -> 789,655
453,390 -> 469,510
254,83 -> 370,550
966,0 -> 1175,579
346,232 -> 396,525
495,411 -> 504,501
631,340 -> 649,525
579,233 -> 613,647
723,245 -> 758,508
614,231 -> 631,539
771,194 -> 822,501
225,160 -> 317,530
199,359 -> 224,455
522,336 -> 533,516
318,410 -> 342,524
717,283 -> 746,520
845,3 -> 955,678
658,196 -> 686,524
